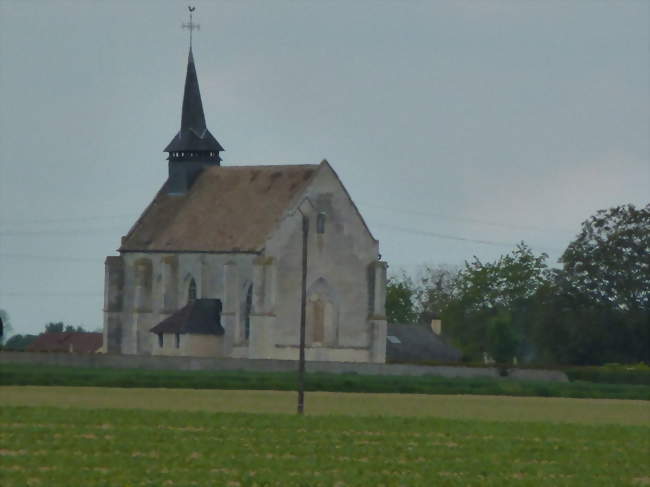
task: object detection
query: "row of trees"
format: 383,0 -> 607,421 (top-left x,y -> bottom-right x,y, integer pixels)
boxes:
386,204 -> 649,365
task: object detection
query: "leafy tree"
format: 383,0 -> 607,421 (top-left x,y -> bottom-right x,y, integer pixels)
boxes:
530,204 -> 650,365
532,280 -> 649,365
3,334 -> 37,350
417,265 -> 458,322
65,325 -> 87,333
442,243 -> 551,362
456,243 -> 550,311
385,272 -> 418,324
486,311 -> 519,364
45,322 -> 65,333
561,204 -> 649,311
44,322 -> 88,333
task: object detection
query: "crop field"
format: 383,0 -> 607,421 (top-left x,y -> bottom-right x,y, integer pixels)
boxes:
1,387 -> 650,486
1,403 -> 649,487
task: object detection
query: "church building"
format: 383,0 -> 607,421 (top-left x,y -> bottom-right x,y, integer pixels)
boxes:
102,42 -> 388,363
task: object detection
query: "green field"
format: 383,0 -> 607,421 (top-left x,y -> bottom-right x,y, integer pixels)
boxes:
1,386 -> 649,486
1,404 -> 648,486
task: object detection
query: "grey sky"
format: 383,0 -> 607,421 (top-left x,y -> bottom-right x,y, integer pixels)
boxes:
0,0 -> 648,335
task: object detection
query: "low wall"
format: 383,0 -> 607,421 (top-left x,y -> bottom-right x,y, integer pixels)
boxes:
0,351 -> 568,382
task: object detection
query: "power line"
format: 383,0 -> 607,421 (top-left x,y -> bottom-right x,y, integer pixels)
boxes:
371,222 -> 517,247
1,201 -> 575,235
0,211 -> 565,253
0,227 -> 124,237
357,201 -> 574,233
0,213 -> 137,226
0,253 -> 98,263
0,292 -> 102,297
370,221 -> 564,253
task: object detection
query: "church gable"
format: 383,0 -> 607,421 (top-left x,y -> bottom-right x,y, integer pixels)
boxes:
317,160 -> 377,245
266,160 -> 377,250
120,164 -> 318,253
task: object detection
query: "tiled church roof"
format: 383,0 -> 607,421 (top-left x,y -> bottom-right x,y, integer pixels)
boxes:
120,164 -> 318,253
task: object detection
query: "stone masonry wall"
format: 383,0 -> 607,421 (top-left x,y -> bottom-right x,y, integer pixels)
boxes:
0,352 -> 568,382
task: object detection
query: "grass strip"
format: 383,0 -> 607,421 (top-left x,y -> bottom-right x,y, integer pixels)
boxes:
1,362 -> 649,400
2,386 -> 649,425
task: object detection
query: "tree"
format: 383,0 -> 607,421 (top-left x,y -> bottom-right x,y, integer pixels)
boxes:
527,204 -> 650,365
385,272 -> 418,324
486,311 -> 518,364
44,322 -> 88,333
417,265 -> 458,322
3,334 -> 37,350
456,242 -> 550,311
0,309 -> 12,345
441,243 -> 551,362
45,322 -> 65,333
560,203 -> 650,312
532,204 -> 650,364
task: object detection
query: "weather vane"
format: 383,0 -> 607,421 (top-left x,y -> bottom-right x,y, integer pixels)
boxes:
182,6 -> 200,49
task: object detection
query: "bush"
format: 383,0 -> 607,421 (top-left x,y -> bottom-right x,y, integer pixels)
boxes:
564,364 -> 650,385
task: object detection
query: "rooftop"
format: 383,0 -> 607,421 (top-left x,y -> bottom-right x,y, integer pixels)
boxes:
26,332 -> 103,354
120,164 -> 318,253
150,299 -> 225,336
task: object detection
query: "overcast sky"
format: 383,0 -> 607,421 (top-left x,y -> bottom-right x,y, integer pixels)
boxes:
0,0 -> 648,336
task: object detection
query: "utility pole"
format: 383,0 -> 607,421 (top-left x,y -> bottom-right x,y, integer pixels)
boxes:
297,213 -> 308,414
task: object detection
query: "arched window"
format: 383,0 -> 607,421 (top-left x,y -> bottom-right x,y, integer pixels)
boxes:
188,278 -> 197,304
310,294 -> 326,344
244,284 -> 253,340
161,257 -> 177,312
134,258 -> 153,312
306,278 -> 338,346
316,212 -> 326,234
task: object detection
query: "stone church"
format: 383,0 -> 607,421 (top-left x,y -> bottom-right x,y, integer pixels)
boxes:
102,45 -> 387,363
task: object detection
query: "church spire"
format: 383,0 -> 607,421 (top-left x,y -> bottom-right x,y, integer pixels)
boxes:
165,7 -> 223,195
165,7 -> 223,163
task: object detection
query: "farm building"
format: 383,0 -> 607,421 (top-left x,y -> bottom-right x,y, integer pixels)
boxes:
27,332 -> 103,354
102,43 -> 387,363
386,323 -> 461,363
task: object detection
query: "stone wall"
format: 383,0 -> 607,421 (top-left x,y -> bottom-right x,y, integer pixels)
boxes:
105,252 -> 256,356
0,352 -> 568,382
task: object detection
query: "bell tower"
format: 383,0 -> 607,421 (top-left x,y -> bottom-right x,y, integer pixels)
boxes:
164,7 -> 224,194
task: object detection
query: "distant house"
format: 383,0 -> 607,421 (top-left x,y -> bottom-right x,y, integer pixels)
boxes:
26,332 -> 103,354
386,323 -> 461,363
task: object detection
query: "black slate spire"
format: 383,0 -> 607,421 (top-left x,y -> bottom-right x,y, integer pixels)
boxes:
164,47 -> 224,160
165,46 -> 224,194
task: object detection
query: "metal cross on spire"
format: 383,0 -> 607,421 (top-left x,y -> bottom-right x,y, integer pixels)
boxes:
182,6 -> 200,49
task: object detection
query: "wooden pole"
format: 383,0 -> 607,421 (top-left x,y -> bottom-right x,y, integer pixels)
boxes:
297,213 -> 308,414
